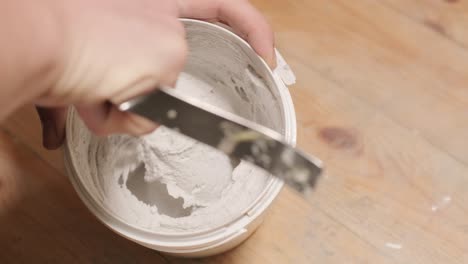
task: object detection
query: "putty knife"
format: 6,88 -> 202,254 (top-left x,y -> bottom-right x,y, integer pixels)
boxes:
119,87 -> 323,195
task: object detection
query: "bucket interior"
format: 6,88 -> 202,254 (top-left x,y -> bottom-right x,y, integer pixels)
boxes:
66,20 -> 286,236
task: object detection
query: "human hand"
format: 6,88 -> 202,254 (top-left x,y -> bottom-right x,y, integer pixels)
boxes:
34,0 -> 185,149
36,0 -> 275,149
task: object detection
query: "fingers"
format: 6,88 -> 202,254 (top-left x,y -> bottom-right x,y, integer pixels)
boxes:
177,0 -> 276,68
37,0 -> 188,105
36,102 -> 158,149
65,23 -> 184,137
93,18 -> 187,105
36,2 -> 187,137
35,106 -> 68,149
76,103 -> 158,137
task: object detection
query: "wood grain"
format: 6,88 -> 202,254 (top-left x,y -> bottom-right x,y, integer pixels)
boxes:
380,0 -> 468,48
2,0 -> 468,263
0,129 -> 168,263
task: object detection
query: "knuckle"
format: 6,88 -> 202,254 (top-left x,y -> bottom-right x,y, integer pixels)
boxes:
157,35 -> 187,77
169,37 -> 188,67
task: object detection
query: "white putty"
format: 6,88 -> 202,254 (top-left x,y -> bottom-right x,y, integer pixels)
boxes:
385,242 -> 403,250
430,195 -> 452,212
67,21 -> 290,233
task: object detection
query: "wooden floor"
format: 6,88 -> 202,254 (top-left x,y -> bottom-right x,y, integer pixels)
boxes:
2,0 -> 468,263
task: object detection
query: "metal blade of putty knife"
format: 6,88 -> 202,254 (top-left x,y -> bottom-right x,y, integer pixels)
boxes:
118,87 -> 323,194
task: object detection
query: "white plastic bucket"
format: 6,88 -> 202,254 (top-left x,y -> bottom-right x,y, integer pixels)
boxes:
63,19 -> 297,258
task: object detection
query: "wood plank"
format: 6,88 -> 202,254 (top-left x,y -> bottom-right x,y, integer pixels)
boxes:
254,0 -> 468,166
2,105 -> 65,174
288,56 -> 468,263
167,188 -> 394,264
379,0 -> 468,48
0,130 -> 168,263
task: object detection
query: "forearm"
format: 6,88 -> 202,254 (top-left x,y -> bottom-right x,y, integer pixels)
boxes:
0,0 -> 62,121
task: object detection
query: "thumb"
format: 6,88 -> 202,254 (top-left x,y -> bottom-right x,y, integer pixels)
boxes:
35,106 -> 68,150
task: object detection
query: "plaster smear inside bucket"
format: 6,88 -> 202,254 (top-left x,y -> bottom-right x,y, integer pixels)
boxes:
68,21 -> 286,233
